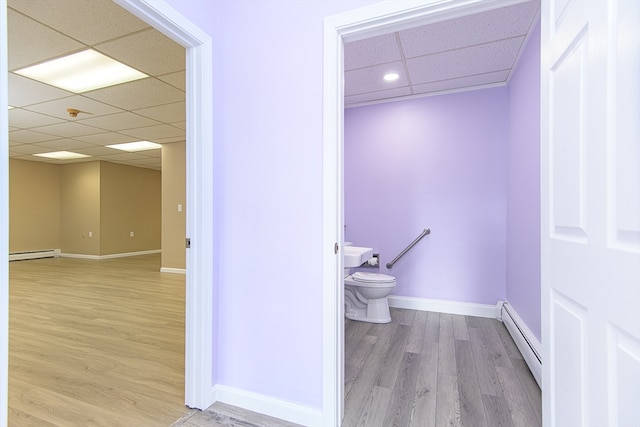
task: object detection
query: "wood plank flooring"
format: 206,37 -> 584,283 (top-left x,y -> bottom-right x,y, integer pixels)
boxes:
8,254 -> 188,426
10,256 -> 540,426
174,308 -> 540,427
343,308 -> 541,427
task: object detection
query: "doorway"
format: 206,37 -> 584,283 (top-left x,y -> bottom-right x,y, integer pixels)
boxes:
0,0 -> 214,423
322,0 -> 538,423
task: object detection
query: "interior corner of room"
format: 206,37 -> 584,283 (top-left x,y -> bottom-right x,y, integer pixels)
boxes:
6,0 -> 187,271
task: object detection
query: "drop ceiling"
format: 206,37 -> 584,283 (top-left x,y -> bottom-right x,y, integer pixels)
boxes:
7,0 -> 185,170
6,0 -> 539,169
344,0 -> 540,106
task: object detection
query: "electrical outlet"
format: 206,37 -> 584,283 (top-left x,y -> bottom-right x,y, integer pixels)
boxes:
130,231 -> 134,238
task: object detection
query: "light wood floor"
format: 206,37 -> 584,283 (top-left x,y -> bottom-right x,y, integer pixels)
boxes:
8,254 -> 188,426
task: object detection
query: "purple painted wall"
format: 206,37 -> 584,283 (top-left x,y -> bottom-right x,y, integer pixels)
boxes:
345,88 -> 508,305
166,0 -> 375,411
506,20 -> 541,341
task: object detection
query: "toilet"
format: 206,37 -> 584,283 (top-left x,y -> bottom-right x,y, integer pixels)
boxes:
344,271 -> 396,324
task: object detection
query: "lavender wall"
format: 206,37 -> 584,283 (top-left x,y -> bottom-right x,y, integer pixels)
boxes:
506,20 -> 541,341
166,0 -> 375,411
345,88 -> 508,305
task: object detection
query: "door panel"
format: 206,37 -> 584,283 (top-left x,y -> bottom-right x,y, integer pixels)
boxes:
542,1 -> 640,426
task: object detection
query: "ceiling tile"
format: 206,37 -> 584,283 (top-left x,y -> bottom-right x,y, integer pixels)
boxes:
35,139 -> 95,151
158,71 -> 186,91
77,112 -> 162,131
9,129 -> 62,144
171,121 -> 186,131
9,143 -> 52,155
119,124 -> 184,141
31,122 -> 104,138
8,0 -> 150,45
345,61 -> 409,96
134,101 -> 185,123
8,73 -> 72,107
9,153 -> 39,161
412,70 -> 511,94
25,95 -> 123,120
398,0 -> 540,58
154,136 -> 186,144
73,146 -> 124,156
344,33 -> 402,71
84,78 -> 185,111
9,109 -> 65,129
96,28 -> 185,76
406,37 -> 524,85
345,86 -> 413,106
7,9 -> 85,70
72,132 -> 137,145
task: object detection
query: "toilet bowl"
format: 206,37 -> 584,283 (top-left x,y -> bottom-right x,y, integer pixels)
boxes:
344,271 -> 396,323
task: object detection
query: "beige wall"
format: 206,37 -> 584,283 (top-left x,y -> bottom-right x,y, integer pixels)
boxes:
100,162 -> 161,255
9,159 -> 61,253
60,162 -> 101,255
10,160 -> 162,257
161,141 -> 186,269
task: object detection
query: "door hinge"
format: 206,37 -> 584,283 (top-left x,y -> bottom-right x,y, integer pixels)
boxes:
186,238 -> 191,249
334,242 -> 339,254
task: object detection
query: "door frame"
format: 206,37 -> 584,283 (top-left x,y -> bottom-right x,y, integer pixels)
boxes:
0,0 -> 215,422
322,0 -> 536,424
112,0 -> 214,410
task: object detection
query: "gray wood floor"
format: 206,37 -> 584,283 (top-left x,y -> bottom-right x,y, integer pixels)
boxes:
343,308 -> 541,427
174,307 -> 541,427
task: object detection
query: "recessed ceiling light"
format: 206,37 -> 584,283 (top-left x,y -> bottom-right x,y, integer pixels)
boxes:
14,49 -> 148,93
106,141 -> 162,152
383,72 -> 400,82
34,151 -> 91,160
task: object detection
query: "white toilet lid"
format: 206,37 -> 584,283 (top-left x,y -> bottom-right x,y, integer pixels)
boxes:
351,272 -> 396,284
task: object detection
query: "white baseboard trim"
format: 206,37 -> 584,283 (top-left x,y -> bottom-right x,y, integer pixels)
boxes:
497,301 -> 542,387
388,295 -> 498,318
9,249 -> 61,261
62,249 -> 161,260
212,385 -> 324,427
160,267 -> 186,274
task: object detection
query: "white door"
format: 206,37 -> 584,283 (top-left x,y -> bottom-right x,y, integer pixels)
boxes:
541,0 -> 640,426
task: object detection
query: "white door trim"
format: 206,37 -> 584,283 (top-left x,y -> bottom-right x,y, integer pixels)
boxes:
1,1 -> 9,424
112,0 -> 215,410
322,0 -> 534,424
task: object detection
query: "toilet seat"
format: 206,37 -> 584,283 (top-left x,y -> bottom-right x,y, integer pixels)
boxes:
351,272 -> 396,284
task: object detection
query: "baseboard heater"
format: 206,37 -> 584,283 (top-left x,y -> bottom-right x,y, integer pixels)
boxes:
9,249 -> 61,262
498,301 -> 541,387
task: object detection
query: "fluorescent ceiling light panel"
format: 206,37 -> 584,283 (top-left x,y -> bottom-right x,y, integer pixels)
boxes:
106,141 -> 161,152
15,49 -> 148,93
34,151 -> 91,160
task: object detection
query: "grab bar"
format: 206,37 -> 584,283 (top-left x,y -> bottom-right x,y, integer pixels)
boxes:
386,228 -> 431,269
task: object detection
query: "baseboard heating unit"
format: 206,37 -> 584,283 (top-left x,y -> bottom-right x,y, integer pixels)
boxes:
9,249 -> 61,262
498,301 -> 541,387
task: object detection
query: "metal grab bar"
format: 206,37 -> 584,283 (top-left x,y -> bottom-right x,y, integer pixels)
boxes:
386,228 -> 431,269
